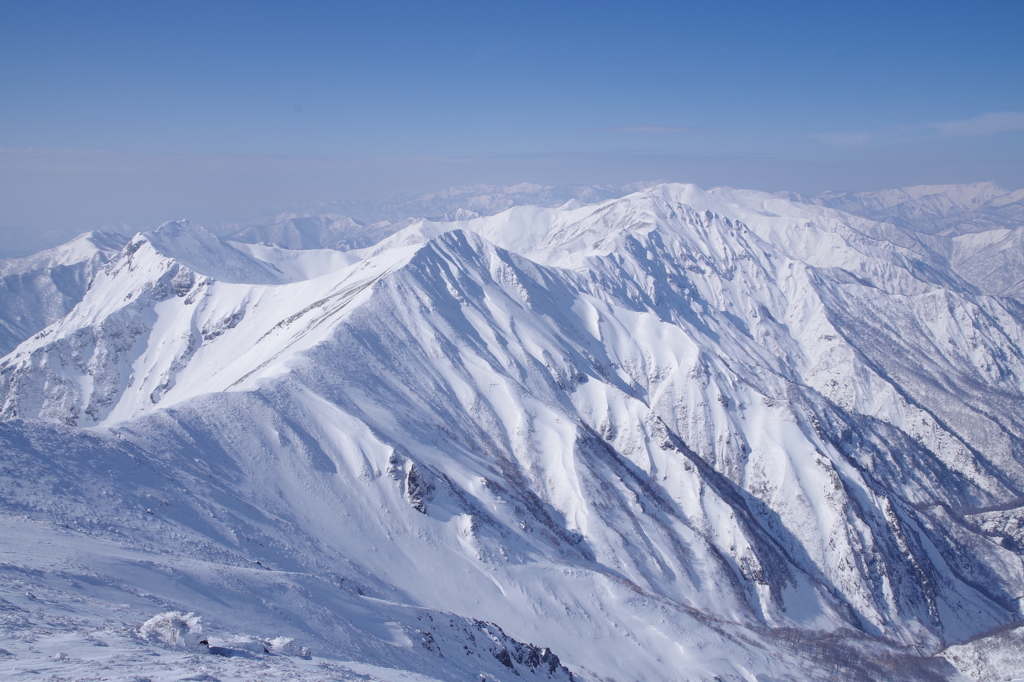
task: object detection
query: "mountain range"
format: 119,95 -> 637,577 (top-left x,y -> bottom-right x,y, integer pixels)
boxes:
2,182 -> 1023,681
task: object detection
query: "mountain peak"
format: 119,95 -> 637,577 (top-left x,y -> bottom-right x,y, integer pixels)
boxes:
141,219 -> 285,285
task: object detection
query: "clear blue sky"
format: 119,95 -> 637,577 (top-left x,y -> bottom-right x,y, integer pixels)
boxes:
1,0 -> 1022,251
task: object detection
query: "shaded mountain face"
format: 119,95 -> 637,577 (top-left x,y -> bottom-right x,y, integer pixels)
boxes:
0,230 -> 127,356
2,183 -> 1024,681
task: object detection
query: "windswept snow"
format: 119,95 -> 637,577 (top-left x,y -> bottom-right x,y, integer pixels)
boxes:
2,182 -> 1024,681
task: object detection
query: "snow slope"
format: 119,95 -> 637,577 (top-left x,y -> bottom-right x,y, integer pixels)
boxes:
3,183 -> 1024,681
941,227 -> 1024,298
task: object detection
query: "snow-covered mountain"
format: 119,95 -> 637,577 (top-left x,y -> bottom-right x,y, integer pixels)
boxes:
0,230 -> 127,356
267,182 -> 656,224
777,182 -> 1024,299
2,183 -> 1024,681
226,213 -> 409,252
386,182 -> 656,221
944,227 -> 1024,298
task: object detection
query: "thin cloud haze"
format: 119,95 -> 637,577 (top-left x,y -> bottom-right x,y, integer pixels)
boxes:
811,132 -> 874,147
1,3 -> 1022,255
814,111 -> 1024,147
595,125 -> 706,134
929,111 -> 1024,137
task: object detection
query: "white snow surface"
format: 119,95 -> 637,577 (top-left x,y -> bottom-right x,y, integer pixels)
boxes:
2,183 -> 1024,681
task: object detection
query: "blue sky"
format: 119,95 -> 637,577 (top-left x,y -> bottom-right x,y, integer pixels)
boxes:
1,0 -> 1023,251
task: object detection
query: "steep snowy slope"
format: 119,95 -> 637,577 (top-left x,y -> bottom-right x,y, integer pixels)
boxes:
0,442 -> 577,682
2,184 -> 1024,680
0,231 -> 127,355
0,219 -> 417,425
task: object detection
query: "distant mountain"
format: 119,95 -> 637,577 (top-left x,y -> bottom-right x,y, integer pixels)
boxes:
946,227 -> 1024,298
292,181 -> 656,223
0,230 -> 127,356
2,183 -> 1024,681
223,182 -> 655,251
226,213 -> 413,251
786,181 -> 1024,236
392,182 -> 656,221
775,182 -> 1024,299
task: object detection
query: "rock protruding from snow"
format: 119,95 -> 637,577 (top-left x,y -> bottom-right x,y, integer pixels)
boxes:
140,612 -> 206,651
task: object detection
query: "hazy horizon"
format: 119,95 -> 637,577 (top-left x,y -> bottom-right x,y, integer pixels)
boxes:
2,0 -> 1022,255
